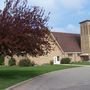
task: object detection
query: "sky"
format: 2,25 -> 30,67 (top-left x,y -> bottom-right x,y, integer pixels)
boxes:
0,0 -> 90,34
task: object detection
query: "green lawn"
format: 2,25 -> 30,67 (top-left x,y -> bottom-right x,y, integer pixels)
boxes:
71,61 -> 90,65
0,65 -> 78,90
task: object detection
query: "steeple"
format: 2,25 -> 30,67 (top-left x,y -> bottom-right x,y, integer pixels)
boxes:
80,20 -> 90,53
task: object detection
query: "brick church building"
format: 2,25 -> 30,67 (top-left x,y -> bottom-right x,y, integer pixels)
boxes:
4,20 -> 90,65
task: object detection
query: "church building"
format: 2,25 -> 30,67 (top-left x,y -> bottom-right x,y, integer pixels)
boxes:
23,20 -> 90,65
4,20 -> 90,65
32,20 -> 90,65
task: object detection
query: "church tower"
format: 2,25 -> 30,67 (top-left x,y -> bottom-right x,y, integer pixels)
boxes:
80,20 -> 90,54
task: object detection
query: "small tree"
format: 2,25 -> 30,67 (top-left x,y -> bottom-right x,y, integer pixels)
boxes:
0,0 -> 53,58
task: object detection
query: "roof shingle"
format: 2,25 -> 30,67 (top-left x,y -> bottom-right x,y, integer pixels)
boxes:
52,32 -> 81,52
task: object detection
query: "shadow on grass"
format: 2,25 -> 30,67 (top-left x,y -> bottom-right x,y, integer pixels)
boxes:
0,69 -> 42,79
0,65 -> 78,79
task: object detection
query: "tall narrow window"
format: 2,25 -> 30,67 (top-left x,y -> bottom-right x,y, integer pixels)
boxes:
57,56 -> 60,61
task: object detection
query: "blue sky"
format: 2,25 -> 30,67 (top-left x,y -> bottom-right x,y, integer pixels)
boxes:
0,0 -> 90,33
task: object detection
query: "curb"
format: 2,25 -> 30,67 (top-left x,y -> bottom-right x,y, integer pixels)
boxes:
5,78 -> 32,90
62,64 -> 90,67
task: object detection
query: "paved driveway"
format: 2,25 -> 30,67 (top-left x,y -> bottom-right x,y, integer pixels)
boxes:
11,66 -> 90,90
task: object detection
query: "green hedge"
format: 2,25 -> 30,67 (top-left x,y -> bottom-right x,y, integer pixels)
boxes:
8,58 -> 16,66
61,58 -> 71,64
19,59 -> 35,67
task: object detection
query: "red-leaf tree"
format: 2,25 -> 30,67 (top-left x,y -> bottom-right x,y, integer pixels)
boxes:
0,0 -> 52,57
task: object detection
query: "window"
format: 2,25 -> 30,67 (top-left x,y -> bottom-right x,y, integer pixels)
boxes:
77,53 -> 81,56
57,56 -> 60,61
68,53 -> 72,57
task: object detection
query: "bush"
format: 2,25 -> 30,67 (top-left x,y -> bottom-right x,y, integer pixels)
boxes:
31,61 -> 35,66
8,58 -> 16,66
0,55 -> 4,65
50,60 -> 53,65
19,59 -> 32,67
61,58 -> 71,64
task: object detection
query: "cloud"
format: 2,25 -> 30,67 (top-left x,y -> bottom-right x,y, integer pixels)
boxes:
0,0 -> 88,34
59,0 -> 87,11
0,0 -> 88,13
66,24 -> 80,33
28,0 -> 87,12
28,0 -> 86,33
0,0 -> 5,10
28,0 -> 88,32
28,0 -> 55,11
51,27 -> 66,32
52,24 -> 80,34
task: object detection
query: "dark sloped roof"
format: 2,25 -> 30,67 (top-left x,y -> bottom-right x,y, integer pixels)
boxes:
52,32 -> 81,52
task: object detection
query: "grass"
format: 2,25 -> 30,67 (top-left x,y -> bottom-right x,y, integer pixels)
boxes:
71,61 -> 90,65
0,65 -> 78,90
